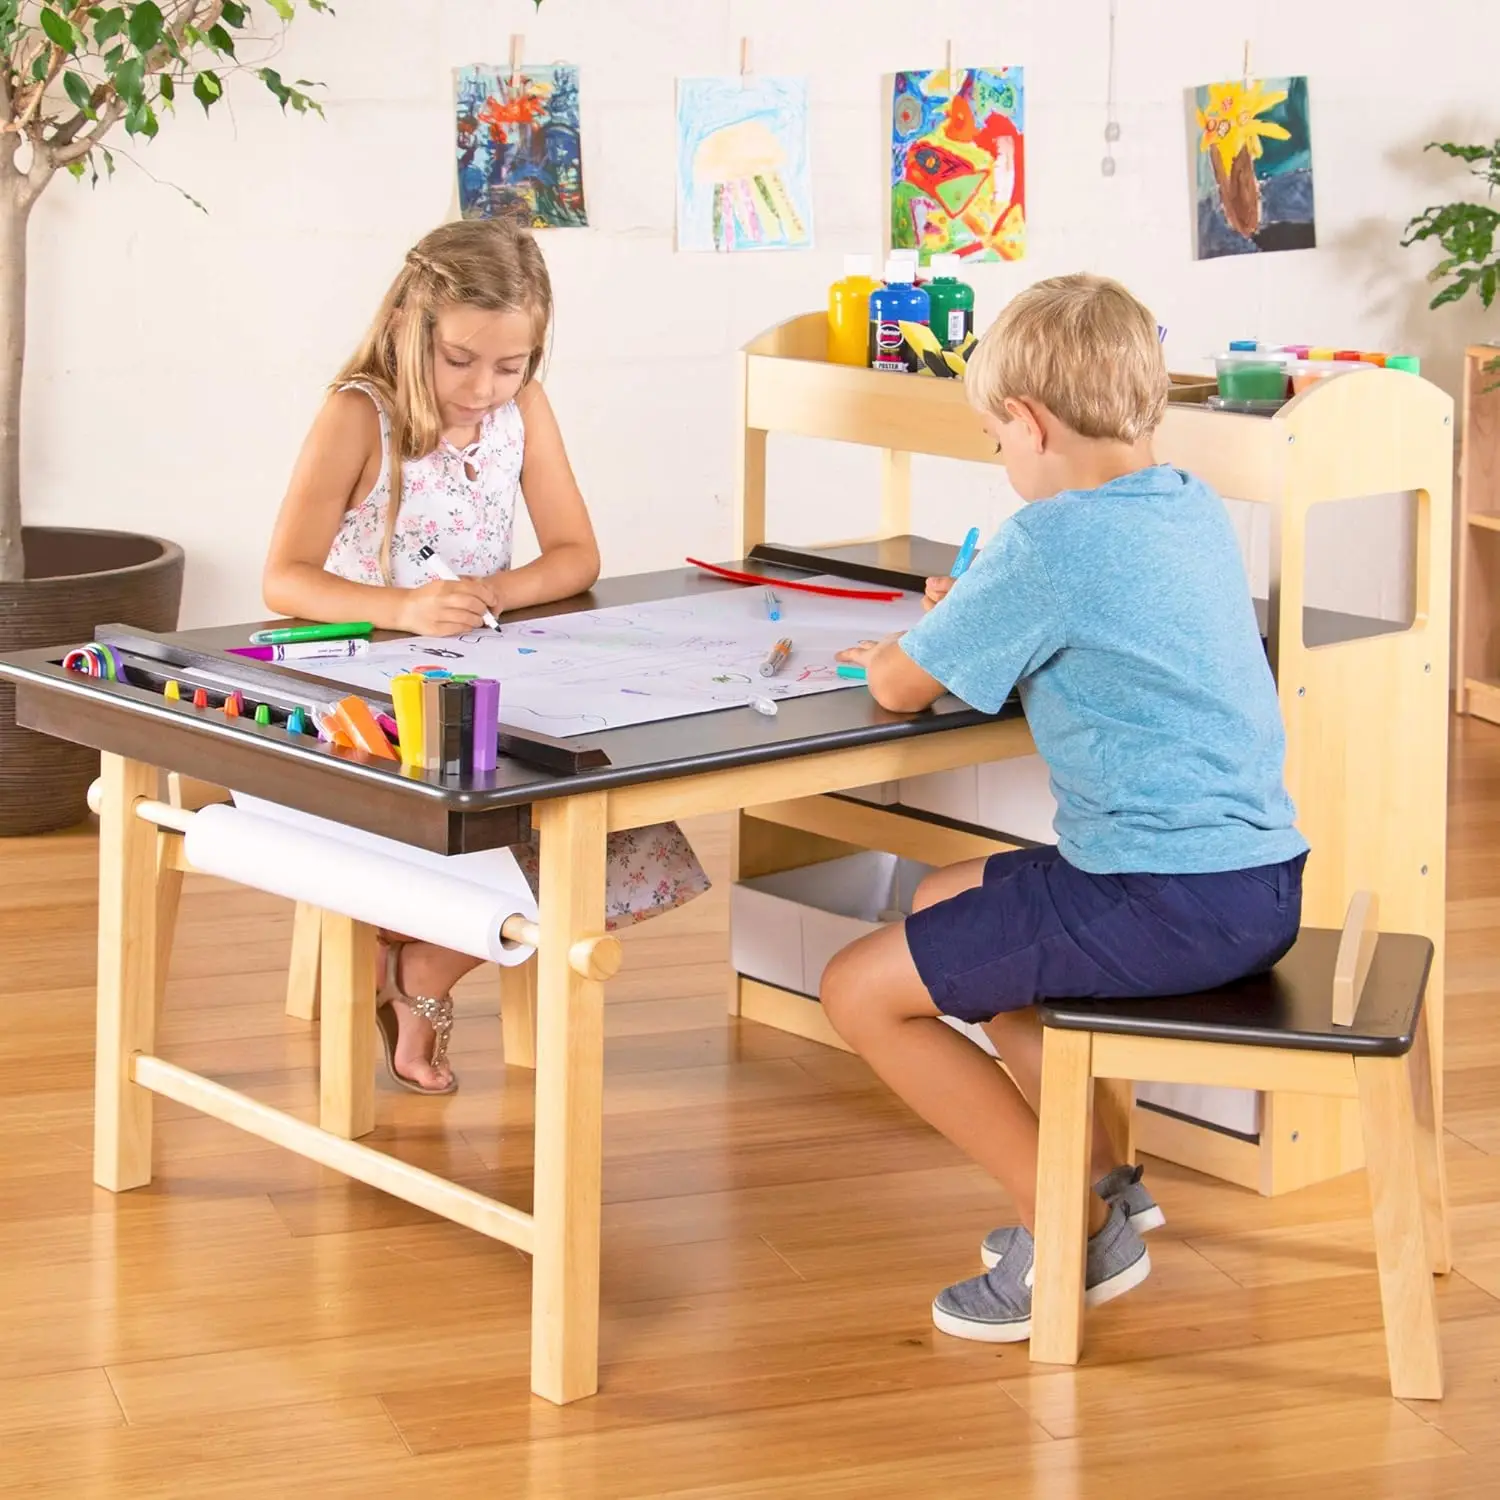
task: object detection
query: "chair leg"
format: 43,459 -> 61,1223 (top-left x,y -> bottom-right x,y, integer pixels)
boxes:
320,912 -> 377,1141
286,901 -> 322,1022
499,958 -> 538,1070
1095,1077 -> 1134,1168
1355,1053 -> 1444,1400
1407,1005 -> 1452,1276
1031,1027 -> 1095,1365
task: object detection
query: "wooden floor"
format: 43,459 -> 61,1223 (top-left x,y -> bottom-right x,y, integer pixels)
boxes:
4,725 -> 1500,1498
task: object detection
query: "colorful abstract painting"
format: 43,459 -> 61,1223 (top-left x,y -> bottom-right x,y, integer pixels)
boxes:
891,67 -> 1025,263
456,64 -> 587,228
675,76 -> 813,253
1191,76 -> 1315,259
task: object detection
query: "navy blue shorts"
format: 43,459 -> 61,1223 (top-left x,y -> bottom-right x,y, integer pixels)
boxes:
905,845 -> 1305,1024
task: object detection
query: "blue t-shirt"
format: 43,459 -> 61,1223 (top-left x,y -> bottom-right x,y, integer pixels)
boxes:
901,465 -> 1308,875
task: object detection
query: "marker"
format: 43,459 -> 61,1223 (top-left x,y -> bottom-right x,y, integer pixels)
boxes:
438,681 -> 466,775
163,680 -> 181,702
471,678 -> 500,773
759,637 -> 792,678
228,640 -> 371,664
836,664 -> 867,681
192,687 -> 209,709
421,677 -> 444,772
253,704 -> 271,726
332,695 -> 398,760
763,588 -> 781,622
248,621 -> 374,646
223,691 -> 243,718
390,674 -> 426,770
286,707 -> 307,736
416,545 -> 500,631
950,526 -> 980,579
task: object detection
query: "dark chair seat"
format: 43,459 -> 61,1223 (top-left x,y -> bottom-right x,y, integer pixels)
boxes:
1037,929 -> 1434,1058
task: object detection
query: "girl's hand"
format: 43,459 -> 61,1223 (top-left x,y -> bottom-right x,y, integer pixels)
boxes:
923,575 -> 955,612
397,579 -> 496,637
836,637 -> 884,669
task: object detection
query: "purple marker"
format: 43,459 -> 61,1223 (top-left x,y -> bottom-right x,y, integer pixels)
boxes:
228,639 -> 370,664
471,678 -> 500,772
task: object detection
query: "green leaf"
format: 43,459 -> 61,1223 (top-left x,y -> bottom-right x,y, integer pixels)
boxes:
193,69 -> 223,111
1427,141 -> 1494,164
93,7 -> 126,43
207,22 -> 235,55
63,70 -> 97,117
100,146 -> 116,176
158,72 -> 174,105
266,0 -> 294,18
125,98 -> 159,138
66,159 -> 86,179
31,52 -> 48,80
112,55 -> 146,105
127,0 -> 163,52
40,7 -> 78,50
221,0 -> 247,23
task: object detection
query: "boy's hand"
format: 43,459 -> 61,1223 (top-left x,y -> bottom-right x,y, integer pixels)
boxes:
923,575 -> 955,612
397,579 -> 496,637
836,637 -> 884,669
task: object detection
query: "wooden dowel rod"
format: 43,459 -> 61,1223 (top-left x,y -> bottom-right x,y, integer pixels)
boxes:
133,1054 -> 536,1252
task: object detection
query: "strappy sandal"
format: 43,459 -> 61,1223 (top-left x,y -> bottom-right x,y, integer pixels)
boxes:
374,941 -> 459,1096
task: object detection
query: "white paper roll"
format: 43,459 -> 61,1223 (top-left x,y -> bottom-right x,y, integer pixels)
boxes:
186,803 -> 539,966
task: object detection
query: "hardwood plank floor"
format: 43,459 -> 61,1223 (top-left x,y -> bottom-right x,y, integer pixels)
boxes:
3,718 -> 1500,1496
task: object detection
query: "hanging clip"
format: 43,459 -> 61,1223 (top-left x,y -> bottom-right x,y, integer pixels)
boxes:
946,39 -> 957,96
1241,39 -> 1251,83
739,36 -> 752,87
510,33 -> 525,88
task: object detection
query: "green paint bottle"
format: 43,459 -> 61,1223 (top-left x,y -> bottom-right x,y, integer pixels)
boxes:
924,254 -> 975,352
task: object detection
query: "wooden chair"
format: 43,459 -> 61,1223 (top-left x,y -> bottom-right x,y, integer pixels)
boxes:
1029,893 -> 1449,1401
283,901 -> 539,1068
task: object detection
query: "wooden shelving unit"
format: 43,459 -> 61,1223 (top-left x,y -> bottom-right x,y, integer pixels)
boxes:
730,312 -> 1454,1197
1455,344 -> 1500,723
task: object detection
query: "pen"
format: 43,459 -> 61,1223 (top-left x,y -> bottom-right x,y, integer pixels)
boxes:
764,588 -> 781,622
759,637 -> 792,677
416,544 -> 500,631
950,526 -> 980,579
248,621 -> 374,646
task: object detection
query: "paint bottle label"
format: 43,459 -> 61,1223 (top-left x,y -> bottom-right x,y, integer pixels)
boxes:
944,307 -> 973,346
870,319 -> 915,372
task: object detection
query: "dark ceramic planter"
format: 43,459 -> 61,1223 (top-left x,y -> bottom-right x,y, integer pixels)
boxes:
0,526 -> 184,836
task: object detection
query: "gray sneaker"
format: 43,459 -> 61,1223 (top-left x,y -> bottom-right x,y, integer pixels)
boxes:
934,1200 -> 1151,1344
981,1163 -> 1163,1270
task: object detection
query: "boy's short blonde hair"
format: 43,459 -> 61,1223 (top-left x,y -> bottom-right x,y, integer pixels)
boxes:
964,273 -> 1169,443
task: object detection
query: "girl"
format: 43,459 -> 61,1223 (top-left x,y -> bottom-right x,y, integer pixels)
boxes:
262,218 -> 709,1094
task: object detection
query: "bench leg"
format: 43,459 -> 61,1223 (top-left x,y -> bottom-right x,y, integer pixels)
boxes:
499,958 -> 538,1070
95,755 -> 162,1193
1030,1027 -> 1095,1366
286,902 -> 322,1022
320,912 -> 377,1141
1355,1053 -> 1444,1400
531,792 -> 608,1404
1408,1005 -> 1451,1276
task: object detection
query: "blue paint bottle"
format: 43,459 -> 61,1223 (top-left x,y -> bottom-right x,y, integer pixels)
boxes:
869,258 -> 930,374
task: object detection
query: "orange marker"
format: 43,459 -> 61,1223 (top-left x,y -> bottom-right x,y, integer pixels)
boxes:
332,695 -> 398,760
223,691 -> 242,719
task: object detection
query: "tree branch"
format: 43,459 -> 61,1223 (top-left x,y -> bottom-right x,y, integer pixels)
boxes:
48,93 -> 125,168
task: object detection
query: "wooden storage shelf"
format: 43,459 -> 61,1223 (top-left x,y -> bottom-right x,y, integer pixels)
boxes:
1466,512 -> 1500,532
1457,346 -> 1500,724
732,312 -> 1453,1197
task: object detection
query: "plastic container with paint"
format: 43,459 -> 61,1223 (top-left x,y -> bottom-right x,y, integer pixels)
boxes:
1214,352 -> 1290,402
1287,358 -> 1368,394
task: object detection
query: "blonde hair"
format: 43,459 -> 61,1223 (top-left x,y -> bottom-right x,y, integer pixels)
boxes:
334,217 -> 553,582
963,273 -> 1168,444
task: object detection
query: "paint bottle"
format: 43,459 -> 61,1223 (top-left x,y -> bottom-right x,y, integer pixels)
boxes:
828,254 -> 880,367
924,254 -> 975,351
869,259 -> 930,374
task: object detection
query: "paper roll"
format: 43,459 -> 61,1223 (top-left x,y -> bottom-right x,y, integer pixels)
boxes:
187,802 -> 538,966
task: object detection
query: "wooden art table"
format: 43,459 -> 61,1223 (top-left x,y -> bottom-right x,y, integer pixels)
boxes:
0,561 -> 1031,1406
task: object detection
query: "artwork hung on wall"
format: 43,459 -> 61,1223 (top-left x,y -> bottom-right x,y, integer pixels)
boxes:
455,63 -> 587,228
1190,75 -> 1315,258
891,66 -> 1025,264
675,76 -> 814,253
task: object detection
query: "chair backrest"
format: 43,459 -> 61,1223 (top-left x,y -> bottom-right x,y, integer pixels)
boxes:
1331,889 -> 1379,1027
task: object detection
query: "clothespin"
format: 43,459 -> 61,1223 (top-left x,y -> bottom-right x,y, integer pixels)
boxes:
739,36 -> 751,88
947,39 -> 957,96
510,33 -> 525,88
1241,39 -> 1251,83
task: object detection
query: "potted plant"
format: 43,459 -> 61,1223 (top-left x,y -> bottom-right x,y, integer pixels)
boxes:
1,2 -> 327,835
1402,139 -> 1500,331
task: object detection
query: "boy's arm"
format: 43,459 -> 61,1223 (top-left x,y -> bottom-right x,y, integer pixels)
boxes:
836,635 -> 947,714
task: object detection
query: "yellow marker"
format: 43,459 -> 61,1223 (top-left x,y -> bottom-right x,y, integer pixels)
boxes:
390,673 -> 426,770
1308,346 -> 1336,361
164,680 -> 181,702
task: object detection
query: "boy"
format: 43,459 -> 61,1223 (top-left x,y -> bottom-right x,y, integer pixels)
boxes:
822,273 -> 1308,1343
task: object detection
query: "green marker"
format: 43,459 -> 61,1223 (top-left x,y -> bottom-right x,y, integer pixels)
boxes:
248,620 -> 374,646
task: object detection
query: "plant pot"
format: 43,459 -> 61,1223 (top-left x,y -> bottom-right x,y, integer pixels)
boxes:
0,526 -> 185,836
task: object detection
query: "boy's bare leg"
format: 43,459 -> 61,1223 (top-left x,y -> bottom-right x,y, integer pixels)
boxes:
911,859 -> 1124,1184
821,920 -> 1108,1238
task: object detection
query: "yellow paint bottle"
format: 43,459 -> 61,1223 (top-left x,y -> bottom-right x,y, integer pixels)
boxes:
828,254 -> 880,366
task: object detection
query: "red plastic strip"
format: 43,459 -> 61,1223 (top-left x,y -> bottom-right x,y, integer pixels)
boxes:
686,557 -> 903,600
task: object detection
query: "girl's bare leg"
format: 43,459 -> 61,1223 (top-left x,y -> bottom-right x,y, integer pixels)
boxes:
377,935 -> 485,1091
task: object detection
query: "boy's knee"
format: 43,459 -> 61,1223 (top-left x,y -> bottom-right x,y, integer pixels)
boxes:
819,945 -> 866,1043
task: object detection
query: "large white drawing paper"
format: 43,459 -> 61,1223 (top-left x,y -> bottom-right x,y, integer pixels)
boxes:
319,578 -> 928,738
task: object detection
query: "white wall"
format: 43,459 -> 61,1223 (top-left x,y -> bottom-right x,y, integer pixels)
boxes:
20,0 -> 1495,627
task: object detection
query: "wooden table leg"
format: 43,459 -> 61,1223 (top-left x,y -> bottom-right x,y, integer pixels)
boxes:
286,902 -> 322,1022
152,832 -> 183,1023
95,754 -> 162,1192
1408,1003 -> 1451,1276
320,912 -> 377,1140
530,791 -> 608,1405
499,959 -> 538,1070
1030,1027 -> 1095,1365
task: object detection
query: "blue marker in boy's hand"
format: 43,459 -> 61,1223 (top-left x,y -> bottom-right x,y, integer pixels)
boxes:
950,526 -> 980,579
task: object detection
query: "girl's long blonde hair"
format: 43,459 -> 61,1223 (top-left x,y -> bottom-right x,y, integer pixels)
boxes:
333,217 -> 553,582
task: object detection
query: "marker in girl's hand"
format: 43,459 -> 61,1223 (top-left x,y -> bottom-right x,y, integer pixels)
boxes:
416,544 -> 500,631
950,526 -> 980,579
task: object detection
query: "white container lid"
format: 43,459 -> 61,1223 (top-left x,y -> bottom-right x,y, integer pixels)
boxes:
883,259 -> 916,284
929,253 -> 962,279
843,253 -> 874,278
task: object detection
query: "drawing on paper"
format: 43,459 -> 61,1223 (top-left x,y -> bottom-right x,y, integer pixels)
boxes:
676,76 -> 814,253
319,579 -> 927,738
1190,75 -> 1314,259
456,63 -> 587,228
891,66 -> 1025,264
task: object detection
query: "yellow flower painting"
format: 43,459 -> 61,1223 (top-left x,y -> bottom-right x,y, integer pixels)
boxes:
1190,75 -> 1315,259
